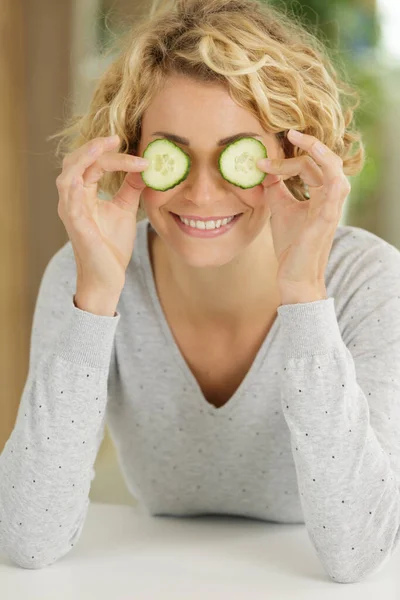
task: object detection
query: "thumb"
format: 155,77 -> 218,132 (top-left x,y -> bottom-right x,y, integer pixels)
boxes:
264,177 -> 296,214
111,171 -> 147,214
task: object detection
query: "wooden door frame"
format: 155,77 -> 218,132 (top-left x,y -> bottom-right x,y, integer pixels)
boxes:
1,0 -> 74,451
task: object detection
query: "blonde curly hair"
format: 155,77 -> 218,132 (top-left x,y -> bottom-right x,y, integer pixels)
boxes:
50,0 -> 365,219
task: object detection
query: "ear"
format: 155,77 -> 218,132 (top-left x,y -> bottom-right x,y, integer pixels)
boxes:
272,131 -> 287,161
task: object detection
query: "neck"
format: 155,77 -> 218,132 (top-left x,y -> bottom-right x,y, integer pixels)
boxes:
150,221 -> 281,329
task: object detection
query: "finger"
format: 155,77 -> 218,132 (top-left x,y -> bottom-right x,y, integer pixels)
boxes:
257,155 -> 324,187
263,176 -> 299,213
286,129 -> 343,183
62,135 -> 121,180
259,173 -> 283,188
82,152 -> 149,188
58,136 -> 122,213
67,154 -> 148,218
111,171 -> 147,214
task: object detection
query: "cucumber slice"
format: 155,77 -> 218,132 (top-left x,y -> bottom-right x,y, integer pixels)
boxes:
218,137 -> 267,189
141,139 -> 191,191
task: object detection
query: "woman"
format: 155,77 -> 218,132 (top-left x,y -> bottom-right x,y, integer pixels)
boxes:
1,0 -> 400,583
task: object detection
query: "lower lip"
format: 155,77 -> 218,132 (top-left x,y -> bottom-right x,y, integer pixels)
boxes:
171,213 -> 243,237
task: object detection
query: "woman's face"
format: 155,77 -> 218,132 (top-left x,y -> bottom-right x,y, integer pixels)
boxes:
138,74 -> 284,268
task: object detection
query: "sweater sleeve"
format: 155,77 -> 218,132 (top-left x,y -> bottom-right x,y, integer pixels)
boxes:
0,243 -> 121,569
276,240 -> 400,584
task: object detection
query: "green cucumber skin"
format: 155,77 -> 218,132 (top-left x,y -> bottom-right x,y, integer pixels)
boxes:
140,136 -> 267,191
218,137 -> 267,189
141,139 -> 191,191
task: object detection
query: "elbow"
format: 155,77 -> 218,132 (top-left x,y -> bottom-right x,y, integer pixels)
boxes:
4,538 -> 76,570
1,500 -> 89,569
329,571 -> 367,585
6,546 -> 62,570
326,551 -> 390,584
11,558 -> 53,570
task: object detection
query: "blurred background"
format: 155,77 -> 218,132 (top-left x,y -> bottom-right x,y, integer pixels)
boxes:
2,0 -> 400,507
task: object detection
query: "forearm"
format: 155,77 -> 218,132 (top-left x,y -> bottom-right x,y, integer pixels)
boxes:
284,374 -> 400,583
74,289 -> 121,317
277,297 -> 400,583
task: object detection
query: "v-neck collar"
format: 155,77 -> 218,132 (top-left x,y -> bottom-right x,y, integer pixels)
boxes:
136,218 -> 280,416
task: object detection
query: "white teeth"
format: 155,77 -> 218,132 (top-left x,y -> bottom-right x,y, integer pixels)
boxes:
178,215 -> 236,229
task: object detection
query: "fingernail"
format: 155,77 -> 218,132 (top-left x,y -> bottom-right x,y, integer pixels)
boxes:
258,159 -> 272,169
136,158 -> 149,167
289,129 -> 302,140
313,141 -> 327,155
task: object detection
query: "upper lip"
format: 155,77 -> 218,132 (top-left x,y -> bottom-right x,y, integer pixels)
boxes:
172,213 -> 242,221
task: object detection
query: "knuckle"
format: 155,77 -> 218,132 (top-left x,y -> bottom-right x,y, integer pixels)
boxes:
57,201 -> 69,221
123,175 -> 141,192
343,179 -> 351,194
56,175 -> 67,189
122,153 -> 133,165
88,139 -> 104,154
86,163 -> 104,181
94,166 -> 104,177
303,155 -> 315,171
124,154 -> 140,169
62,154 -> 70,167
68,207 -> 82,221
113,192 -> 129,208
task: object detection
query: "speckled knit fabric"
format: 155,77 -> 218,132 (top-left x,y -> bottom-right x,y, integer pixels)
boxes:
1,218 -> 400,582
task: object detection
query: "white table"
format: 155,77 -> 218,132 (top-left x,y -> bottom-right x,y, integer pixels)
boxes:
1,502 -> 399,599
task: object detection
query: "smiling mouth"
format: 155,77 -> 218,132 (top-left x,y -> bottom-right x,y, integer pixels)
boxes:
170,212 -> 243,221
171,211 -> 244,234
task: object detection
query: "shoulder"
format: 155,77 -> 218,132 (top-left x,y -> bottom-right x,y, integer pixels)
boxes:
329,224 -> 400,311
331,224 -> 400,274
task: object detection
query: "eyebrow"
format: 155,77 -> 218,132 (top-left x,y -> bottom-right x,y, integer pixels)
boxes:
150,131 -> 263,146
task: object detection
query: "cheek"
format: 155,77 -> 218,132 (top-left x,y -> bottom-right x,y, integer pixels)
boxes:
141,185 -> 268,212
240,185 -> 268,210
141,188 -> 172,210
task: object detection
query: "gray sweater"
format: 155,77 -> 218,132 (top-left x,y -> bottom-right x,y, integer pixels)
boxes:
1,218 -> 400,583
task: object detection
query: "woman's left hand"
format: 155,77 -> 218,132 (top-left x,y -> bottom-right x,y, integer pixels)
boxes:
256,129 -> 351,302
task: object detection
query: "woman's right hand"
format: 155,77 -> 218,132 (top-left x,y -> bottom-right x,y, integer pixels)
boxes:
56,135 -> 149,295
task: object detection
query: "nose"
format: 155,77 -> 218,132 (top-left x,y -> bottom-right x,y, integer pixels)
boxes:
182,161 -> 228,207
